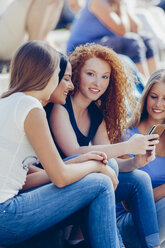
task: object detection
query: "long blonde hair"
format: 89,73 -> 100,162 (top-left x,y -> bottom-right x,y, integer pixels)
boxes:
130,69 -> 165,128
1,40 -> 59,98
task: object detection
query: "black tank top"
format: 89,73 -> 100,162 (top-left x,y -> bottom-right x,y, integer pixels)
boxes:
44,96 -> 103,158
58,96 -> 103,158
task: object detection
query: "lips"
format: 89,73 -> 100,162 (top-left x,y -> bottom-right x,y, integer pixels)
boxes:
88,88 -> 100,94
152,108 -> 163,113
64,91 -> 69,98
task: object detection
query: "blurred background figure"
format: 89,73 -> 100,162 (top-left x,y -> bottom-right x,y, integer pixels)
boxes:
67,0 -> 160,80
157,0 -> 165,11
0,0 -> 62,61
56,0 -> 82,29
0,0 -> 81,73
129,0 -> 165,53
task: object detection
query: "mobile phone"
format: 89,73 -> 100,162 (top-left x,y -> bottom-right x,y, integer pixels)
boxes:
148,124 -> 165,136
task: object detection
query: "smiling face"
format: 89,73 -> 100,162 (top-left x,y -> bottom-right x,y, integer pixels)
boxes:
146,82 -> 165,124
77,57 -> 111,102
50,62 -> 74,104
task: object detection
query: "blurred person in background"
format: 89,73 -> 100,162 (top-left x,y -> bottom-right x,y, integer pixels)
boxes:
67,0 -> 159,80
0,0 -> 80,72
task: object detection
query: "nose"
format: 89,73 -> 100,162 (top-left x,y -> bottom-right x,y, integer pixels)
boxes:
68,80 -> 74,90
93,76 -> 100,86
155,98 -> 163,106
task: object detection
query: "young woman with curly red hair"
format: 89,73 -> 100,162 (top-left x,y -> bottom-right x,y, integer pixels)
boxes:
68,43 -> 133,144
49,43 -> 160,248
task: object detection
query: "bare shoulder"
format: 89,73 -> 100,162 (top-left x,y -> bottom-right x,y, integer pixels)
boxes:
25,107 -> 46,128
89,0 -> 108,12
50,104 -> 69,121
49,104 -> 72,137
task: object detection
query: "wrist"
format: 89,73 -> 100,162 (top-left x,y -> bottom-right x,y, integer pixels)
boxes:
95,161 -> 103,173
85,160 -> 102,173
123,140 -> 131,155
132,156 -> 139,169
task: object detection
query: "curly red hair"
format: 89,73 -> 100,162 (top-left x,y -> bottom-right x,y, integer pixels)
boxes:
69,43 -> 136,143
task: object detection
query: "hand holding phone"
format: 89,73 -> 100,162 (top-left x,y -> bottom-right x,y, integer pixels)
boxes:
148,124 -> 165,136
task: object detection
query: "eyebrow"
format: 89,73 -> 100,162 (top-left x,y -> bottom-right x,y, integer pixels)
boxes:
85,69 -> 110,74
150,91 -> 165,96
64,73 -> 71,77
150,92 -> 157,94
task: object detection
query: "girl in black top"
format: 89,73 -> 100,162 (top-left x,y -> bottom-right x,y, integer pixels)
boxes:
49,44 -> 160,248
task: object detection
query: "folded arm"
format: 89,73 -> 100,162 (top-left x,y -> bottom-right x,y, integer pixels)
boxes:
24,108 -> 111,189
50,104 -> 157,172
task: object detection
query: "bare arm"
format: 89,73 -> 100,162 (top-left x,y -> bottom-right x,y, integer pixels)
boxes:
20,165 -> 50,192
21,169 -> 50,192
21,152 -> 109,191
66,0 -> 82,12
27,0 -> 64,40
89,0 -> 127,35
24,108 -> 113,188
127,9 -> 142,33
50,104 -> 131,157
153,184 -> 165,202
92,120 -> 158,156
116,151 -> 155,172
64,151 -> 108,165
117,145 -> 157,172
27,165 -> 43,174
50,104 -> 158,172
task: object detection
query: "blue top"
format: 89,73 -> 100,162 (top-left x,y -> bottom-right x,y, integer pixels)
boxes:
58,95 -> 103,158
125,126 -> 165,188
116,126 -> 165,217
67,0 -> 115,53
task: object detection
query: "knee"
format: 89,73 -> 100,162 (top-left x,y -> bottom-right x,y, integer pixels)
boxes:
129,170 -> 152,189
156,197 -> 165,243
125,34 -> 146,63
141,35 -> 158,57
126,33 -> 145,49
85,173 -> 114,194
108,158 -> 119,176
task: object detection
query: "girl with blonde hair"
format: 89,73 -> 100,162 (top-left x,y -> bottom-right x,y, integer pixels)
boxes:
118,69 -> 165,247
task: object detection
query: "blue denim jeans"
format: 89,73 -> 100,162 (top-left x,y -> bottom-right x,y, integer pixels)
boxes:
0,173 -> 121,247
116,170 -> 160,248
117,196 -> 165,248
97,32 -> 157,63
64,157 -> 160,248
101,158 -> 160,247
